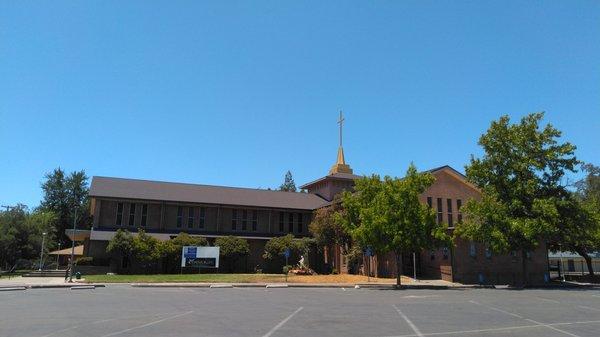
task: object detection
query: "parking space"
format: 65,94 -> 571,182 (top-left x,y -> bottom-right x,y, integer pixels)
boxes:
1,286 -> 599,337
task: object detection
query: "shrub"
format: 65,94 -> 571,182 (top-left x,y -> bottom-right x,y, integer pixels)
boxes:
215,236 -> 250,272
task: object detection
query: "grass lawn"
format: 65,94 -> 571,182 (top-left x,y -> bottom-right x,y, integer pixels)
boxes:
84,273 -> 398,284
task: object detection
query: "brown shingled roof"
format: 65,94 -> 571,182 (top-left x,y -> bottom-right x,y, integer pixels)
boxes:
90,176 -> 328,210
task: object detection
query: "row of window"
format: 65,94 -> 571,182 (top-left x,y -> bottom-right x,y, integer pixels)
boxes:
278,212 -> 304,233
116,203 -> 149,227
177,206 -> 206,229
115,203 -> 307,233
231,209 -> 258,231
426,197 -> 462,227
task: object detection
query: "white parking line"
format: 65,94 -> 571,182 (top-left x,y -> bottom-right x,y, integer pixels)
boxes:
468,300 -> 523,319
100,311 -> 194,337
524,318 -> 580,337
261,307 -> 303,337
534,296 -> 560,304
393,305 -> 424,337
470,300 -> 581,337
381,320 -> 600,337
578,305 -> 600,312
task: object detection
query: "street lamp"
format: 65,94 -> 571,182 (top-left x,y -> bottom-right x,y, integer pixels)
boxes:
39,232 -> 47,271
56,242 -> 61,270
68,208 -> 77,282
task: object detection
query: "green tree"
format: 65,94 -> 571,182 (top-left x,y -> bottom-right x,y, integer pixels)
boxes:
550,163 -> 600,276
160,232 -> 208,273
279,171 -> 297,192
215,236 -> 250,272
132,229 -> 161,273
40,168 -> 91,246
263,234 -> 309,263
340,165 -> 446,286
106,229 -> 134,271
0,205 -> 58,269
309,196 -> 351,271
456,112 -> 578,286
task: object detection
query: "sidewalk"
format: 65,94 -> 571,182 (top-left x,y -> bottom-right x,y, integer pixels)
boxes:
0,276 -> 102,289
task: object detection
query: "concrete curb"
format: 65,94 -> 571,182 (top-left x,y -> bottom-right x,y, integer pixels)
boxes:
0,286 -> 27,291
0,284 -> 106,290
209,284 -> 233,288
126,282 -> 484,289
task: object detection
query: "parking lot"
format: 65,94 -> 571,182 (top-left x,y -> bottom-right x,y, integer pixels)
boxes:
1,286 -> 600,337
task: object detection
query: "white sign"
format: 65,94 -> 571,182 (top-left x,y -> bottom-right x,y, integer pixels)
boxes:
181,246 -> 220,268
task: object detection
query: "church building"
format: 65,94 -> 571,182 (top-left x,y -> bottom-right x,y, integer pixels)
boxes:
76,113 -> 549,285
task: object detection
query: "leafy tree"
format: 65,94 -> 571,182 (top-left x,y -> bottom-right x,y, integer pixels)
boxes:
132,229 -> 161,273
40,168 -> 91,246
456,113 -> 578,286
550,163 -> 600,276
0,205 -> 58,269
215,236 -> 250,272
106,229 -> 134,270
279,171 -> 297,192
263,234 -> 308,262
160,232 -> 208,273
340,164 -> 446,286
309,196 -> 351,271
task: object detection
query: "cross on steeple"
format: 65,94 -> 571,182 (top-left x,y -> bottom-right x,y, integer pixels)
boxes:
329,110 -> 353,175
337,110 -> 345,147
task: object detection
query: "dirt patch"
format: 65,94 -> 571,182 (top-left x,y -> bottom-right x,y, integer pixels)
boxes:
285,274 -> 404,284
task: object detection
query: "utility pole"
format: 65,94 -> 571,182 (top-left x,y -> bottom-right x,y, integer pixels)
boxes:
39,232 -> 47,271
56,242 -> 61,270
68,208 -> 77,282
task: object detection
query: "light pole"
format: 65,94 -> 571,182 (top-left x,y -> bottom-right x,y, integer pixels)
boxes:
68,208 -> 77,282
56,242 -> 61,270
413,252 -> 417,282
39,232 -> 47,271
559,245 -> 566,282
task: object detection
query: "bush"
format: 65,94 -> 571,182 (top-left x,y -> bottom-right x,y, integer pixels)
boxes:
215,236 -> 250,272
160,232 -> 208,273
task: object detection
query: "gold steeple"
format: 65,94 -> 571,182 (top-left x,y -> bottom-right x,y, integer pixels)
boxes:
329,111 -> 353,175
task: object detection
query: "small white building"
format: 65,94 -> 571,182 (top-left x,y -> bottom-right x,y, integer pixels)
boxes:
548,251 -> 600,275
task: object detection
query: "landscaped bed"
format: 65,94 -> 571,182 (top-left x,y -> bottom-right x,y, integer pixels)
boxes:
84,273 -> 399,284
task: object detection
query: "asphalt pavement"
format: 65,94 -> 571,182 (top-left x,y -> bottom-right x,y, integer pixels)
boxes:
1,286 -> 600,337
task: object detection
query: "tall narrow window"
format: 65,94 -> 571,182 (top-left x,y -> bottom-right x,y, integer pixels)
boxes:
140,204 -> 148,227
436,198 -> 443,224
297,213 -> 303,233
288,213 -> 294,233
469,241 -> 476,257
129,203 -> 136,226
251,210 -> 257,231
231,209 -> 238,230
116,203 -> 124,226
443,247 -> 449,260
279,212 -> 284,232
242,210 -> 248,230
176,206 -> 183,228
199,207 -> 205,229
485,245 -> 492,259
447,198 -> 453,227
427,197 -> 432,208
457,199 -> 463,223
188,207 -> 194,228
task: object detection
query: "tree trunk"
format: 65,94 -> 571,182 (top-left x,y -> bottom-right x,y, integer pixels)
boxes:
395,252 -> 402,287
575,248 -> 595,277
521,249 -> 528,287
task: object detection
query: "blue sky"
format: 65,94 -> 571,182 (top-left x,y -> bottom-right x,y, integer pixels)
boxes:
1,1 -> 599,208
